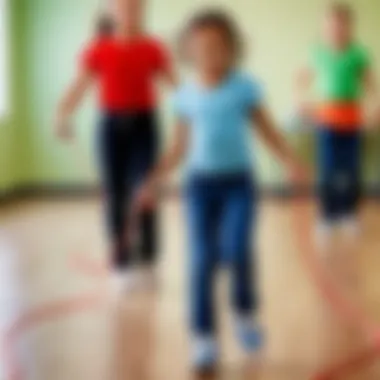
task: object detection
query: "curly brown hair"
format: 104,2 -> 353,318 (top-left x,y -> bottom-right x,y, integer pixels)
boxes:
179,9 -> 243,63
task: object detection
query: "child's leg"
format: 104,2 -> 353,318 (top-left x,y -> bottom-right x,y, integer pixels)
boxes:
128,112 -> 160,266
317,128 -> 363,244
98,115 -> 131,270
219,176 -> 261,352
317,128 -> 342,224
340,131 -> 362,219
185,177 -> 222,370
221,179 -> 256,315
186,177 -> 220,337
337,131 -> 362,238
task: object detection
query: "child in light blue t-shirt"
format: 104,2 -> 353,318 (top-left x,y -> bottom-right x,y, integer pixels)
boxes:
173,71 -> 263,174
137,10 -> 306,373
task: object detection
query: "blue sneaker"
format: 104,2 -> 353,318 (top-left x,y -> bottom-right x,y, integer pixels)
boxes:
235,316 -> 264,353
191,336 -> 219,372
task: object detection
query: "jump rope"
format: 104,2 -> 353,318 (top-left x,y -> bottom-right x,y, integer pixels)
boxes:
29,0 -> 379,374
292,199 -> 380,379
71,138 -> 380,379
3,134 -> 380,380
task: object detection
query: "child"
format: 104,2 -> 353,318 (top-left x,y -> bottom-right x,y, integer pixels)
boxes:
296,2 -> 377,242
137,9 -> 306,372
55,0 -> 175,292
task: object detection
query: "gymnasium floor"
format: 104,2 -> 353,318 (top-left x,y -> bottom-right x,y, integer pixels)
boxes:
1,198 -> 380,380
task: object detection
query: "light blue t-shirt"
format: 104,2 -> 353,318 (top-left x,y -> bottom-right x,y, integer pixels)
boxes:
173,71 -> 263,175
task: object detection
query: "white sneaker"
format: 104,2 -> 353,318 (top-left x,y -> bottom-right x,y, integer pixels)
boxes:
235,315 -> 264,354
138,265 -> 159,291
109,268 -> 139,296
314,219 -> 334,251
191,336 -> 218,373
340,215 -> 360,240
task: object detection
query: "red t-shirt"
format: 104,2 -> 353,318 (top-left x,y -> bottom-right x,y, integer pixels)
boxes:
81,36 -> 170,112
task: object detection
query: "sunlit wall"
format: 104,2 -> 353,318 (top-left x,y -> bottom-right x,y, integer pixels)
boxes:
2,0 -> 380,192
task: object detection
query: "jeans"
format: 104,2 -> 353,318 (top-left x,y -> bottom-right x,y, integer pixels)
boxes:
317,127 -> 362,222
98,111 -> 159,269
185,173 -> 258,336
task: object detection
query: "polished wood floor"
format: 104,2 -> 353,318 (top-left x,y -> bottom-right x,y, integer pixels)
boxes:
1,198 -> 380,380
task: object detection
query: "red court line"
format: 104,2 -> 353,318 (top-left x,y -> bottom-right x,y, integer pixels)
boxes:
70,252 -> 109,278
291,199 -> 380,379
313,344 -> 380,380
292,200 -> 377,333
3,195 -> 380,380
2,254 -> 108,380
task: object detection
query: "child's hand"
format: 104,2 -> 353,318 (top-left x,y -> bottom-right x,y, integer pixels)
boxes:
368,106 -> 380,131
55,114 -> 74,142
286,160 -> 311,186
135,181 -> 157,211
297,102 -> 314,124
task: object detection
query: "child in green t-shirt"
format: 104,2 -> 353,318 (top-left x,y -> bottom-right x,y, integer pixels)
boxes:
296,2 -> 378,246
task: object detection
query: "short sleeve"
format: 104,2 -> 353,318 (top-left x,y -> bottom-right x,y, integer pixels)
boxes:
81,40 -> 102,74
172,87 -> 190,121
152,40 -> 171,73
241,76 -> 264,111
356,45 -> 371,74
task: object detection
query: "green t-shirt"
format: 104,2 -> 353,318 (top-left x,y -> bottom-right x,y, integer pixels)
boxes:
311,42 -> 370,102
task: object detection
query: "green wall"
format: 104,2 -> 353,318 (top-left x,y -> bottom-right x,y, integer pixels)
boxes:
0,118 -> 13,192
3,0 -> 380,191
0,0 -> 30,193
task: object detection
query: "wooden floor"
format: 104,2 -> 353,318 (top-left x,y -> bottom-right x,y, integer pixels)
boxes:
1,198 -> 380,380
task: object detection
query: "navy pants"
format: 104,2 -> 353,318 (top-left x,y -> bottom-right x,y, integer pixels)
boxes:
99,112 -> 159,269
317,128 -> 362,222
185,174 -> 257,336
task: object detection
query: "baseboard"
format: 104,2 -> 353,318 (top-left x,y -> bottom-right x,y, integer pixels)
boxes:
0,185 -> 100,206
1,184 -> 380,206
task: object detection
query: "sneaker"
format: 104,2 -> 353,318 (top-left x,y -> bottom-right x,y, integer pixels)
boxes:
191,336 -> 219,373
340,215 -> 360,240
138,265 -> 159,291
110,268 -> 139,296
235,315 -> 264,354
314,219 -> 334,251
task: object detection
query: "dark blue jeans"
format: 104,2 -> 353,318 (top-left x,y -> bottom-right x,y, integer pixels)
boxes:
185,173 -> 258,336
98,111 -> 159,269
317,127 -> 362,222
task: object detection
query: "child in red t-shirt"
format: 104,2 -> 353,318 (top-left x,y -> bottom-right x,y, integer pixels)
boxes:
55,0 -> 175,294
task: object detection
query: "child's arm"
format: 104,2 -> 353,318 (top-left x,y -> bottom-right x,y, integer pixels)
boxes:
362,68 -> 380,129
363,68 -> 377,95
252,106 -> 308,180
137,120 -> 188,207
148,120 -> 188,185
296,66 -> 314,91
155,41 -> 178,88
295,66 -> 315,120
160,64 -> 178,88
55,67 -> 94,140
